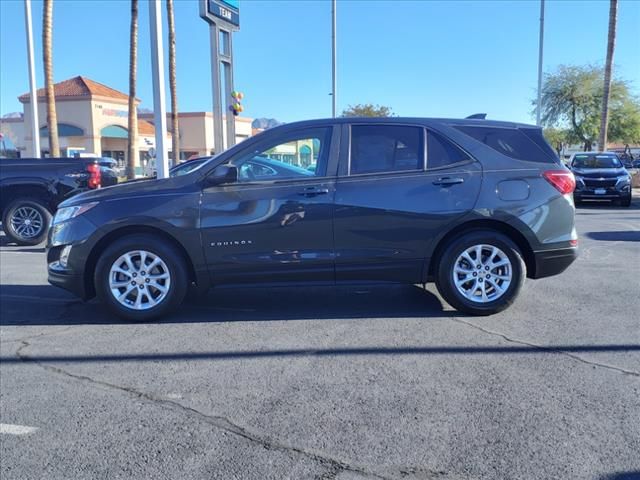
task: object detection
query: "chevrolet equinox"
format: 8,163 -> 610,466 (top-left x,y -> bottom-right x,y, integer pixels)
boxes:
47,118 -> 578,320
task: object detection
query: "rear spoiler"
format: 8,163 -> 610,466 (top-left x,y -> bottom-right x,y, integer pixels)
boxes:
465,113 -> 487,120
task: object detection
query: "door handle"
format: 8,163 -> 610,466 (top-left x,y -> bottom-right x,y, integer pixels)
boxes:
432,177 -> 465,186
298,187 -> 329,197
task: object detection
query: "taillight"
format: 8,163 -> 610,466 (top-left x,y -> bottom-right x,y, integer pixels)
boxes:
542,170 -> 575,195
87,163 -> 101,189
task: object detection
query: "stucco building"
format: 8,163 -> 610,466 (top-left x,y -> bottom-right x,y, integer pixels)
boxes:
0,76 -> 253,172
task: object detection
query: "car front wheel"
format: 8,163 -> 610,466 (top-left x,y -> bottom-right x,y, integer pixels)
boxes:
435,231 -> 526,316
95,234 -> 188,321
620,194 -> 632,207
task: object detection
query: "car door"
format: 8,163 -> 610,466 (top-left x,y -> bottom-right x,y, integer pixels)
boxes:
333,123 -> 482,282
200,125 -> 339,284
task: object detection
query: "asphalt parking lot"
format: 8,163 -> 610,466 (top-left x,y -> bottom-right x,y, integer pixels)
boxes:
1,197 -> 639,480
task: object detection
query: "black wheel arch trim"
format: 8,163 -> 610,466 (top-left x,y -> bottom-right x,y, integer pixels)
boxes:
80,217 -> 209,300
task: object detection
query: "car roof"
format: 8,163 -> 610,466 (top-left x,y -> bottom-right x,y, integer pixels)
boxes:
266,117 -> 538,130
572,152 -> 618,155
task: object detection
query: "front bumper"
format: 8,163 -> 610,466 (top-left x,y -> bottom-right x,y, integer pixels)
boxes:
574,180 -> 631,200
48,260 -> 89,300
46,215 -> 98,300
532,246 -> 578,279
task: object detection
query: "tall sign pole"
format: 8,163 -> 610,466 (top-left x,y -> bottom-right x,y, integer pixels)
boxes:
149,0 -> 169,178
200,0 -> 239,154
536,0 -> 545,126
331,0 -> 337,118
24,0 -> 40,158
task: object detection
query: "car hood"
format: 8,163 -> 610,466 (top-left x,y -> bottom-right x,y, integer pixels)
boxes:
59,176 -> 186,207
571,167 -> 627,178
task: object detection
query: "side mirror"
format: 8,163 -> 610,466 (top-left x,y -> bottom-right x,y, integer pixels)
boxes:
203,164 -> 238,187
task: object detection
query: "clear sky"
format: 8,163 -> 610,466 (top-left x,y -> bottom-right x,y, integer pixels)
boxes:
1,0 -> 639,124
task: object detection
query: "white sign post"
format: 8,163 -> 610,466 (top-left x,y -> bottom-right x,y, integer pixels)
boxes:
149,0 -> 169,178
24,0 -> 40,158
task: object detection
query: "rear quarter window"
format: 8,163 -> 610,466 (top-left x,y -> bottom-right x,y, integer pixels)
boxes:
427,130 -> 470,169
454,125 -> 558,164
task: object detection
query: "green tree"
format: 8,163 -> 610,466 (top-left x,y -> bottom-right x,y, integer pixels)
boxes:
341,104 -> 394,117
43,0 -> 59,157
598,0 -> 618,151
534,65 -> 640,151
543,128 -> 570,155
166,0 -> 180,165
126,0 -> 138,180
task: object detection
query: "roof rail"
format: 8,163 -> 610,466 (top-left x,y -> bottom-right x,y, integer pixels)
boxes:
465,113 -> 487,119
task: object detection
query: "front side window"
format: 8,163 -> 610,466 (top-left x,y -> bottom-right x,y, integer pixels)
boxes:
231,128 -> 331,182
350,125 -> 423,175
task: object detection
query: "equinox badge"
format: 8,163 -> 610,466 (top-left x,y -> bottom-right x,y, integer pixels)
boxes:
210,240 -> 253,247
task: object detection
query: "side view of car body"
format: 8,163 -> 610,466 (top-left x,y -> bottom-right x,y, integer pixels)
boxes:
569,152 -> 632,207
47,117 -> 578,320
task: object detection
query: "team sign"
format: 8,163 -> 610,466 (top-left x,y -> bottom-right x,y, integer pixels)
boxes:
206,0 -> 239,27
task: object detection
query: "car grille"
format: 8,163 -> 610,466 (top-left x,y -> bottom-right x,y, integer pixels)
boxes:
583,178 -> 617,188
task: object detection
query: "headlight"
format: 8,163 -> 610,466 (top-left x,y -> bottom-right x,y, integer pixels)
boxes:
617,175 -> 631,183
53,202 -> 98,225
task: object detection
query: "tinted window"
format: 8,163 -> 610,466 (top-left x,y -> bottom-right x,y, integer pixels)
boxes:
454,126 -> 556,163
230,127 -> 331,182
427,130 -> 469,169
521,128 -> 560,163
572,154 -> 622,169
350,125 -> 423,174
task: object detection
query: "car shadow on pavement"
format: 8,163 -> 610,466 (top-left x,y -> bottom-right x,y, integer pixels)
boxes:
0,283 -> 460,326
585,231 -> 640,242
600,473 -> 640,480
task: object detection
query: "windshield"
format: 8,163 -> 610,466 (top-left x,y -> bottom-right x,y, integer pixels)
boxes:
572,154 -> 622,169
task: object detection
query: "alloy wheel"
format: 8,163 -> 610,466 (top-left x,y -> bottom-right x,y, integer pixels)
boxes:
452,244 -> 512,303
108,250 -> 171,310
10,206 -> 44,240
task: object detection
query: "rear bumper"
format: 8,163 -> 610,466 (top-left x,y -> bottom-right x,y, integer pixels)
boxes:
532,247 -> 578,279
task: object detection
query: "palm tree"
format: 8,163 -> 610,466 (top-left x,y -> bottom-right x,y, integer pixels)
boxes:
126,0 -> 138,180
42,0 -> 59,157
166,0 -> 179,165
598,0 -> 618,152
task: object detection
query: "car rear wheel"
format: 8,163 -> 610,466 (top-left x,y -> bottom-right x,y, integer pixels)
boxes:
2,198 -> 52,246
95,234 -> 188,321
435,230 -> 526,316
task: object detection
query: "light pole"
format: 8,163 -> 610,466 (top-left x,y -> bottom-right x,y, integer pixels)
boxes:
536,0 -> 545,126
24,0 -> 40,158
331,0 -> 337,118
149,0 -> 169,178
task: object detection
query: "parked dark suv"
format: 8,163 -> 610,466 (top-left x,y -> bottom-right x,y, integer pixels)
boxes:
47,118 -> 577,320
569,152 -> 632,207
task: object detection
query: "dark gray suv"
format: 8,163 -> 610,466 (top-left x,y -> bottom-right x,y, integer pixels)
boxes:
47,118 -> 577,320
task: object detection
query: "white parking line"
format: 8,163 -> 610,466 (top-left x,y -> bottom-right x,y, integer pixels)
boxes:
0,423 -> 39,435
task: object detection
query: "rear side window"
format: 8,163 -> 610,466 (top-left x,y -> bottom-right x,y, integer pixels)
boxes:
350,125 -> 423,174
427,130 -> 470,169
454,125 -> 557,163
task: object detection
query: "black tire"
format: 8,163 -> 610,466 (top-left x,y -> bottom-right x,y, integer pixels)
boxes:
435,230 -> 526,316
621,194 -> 632,207
94,234 -> 188,321
1,198 -> 52,246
